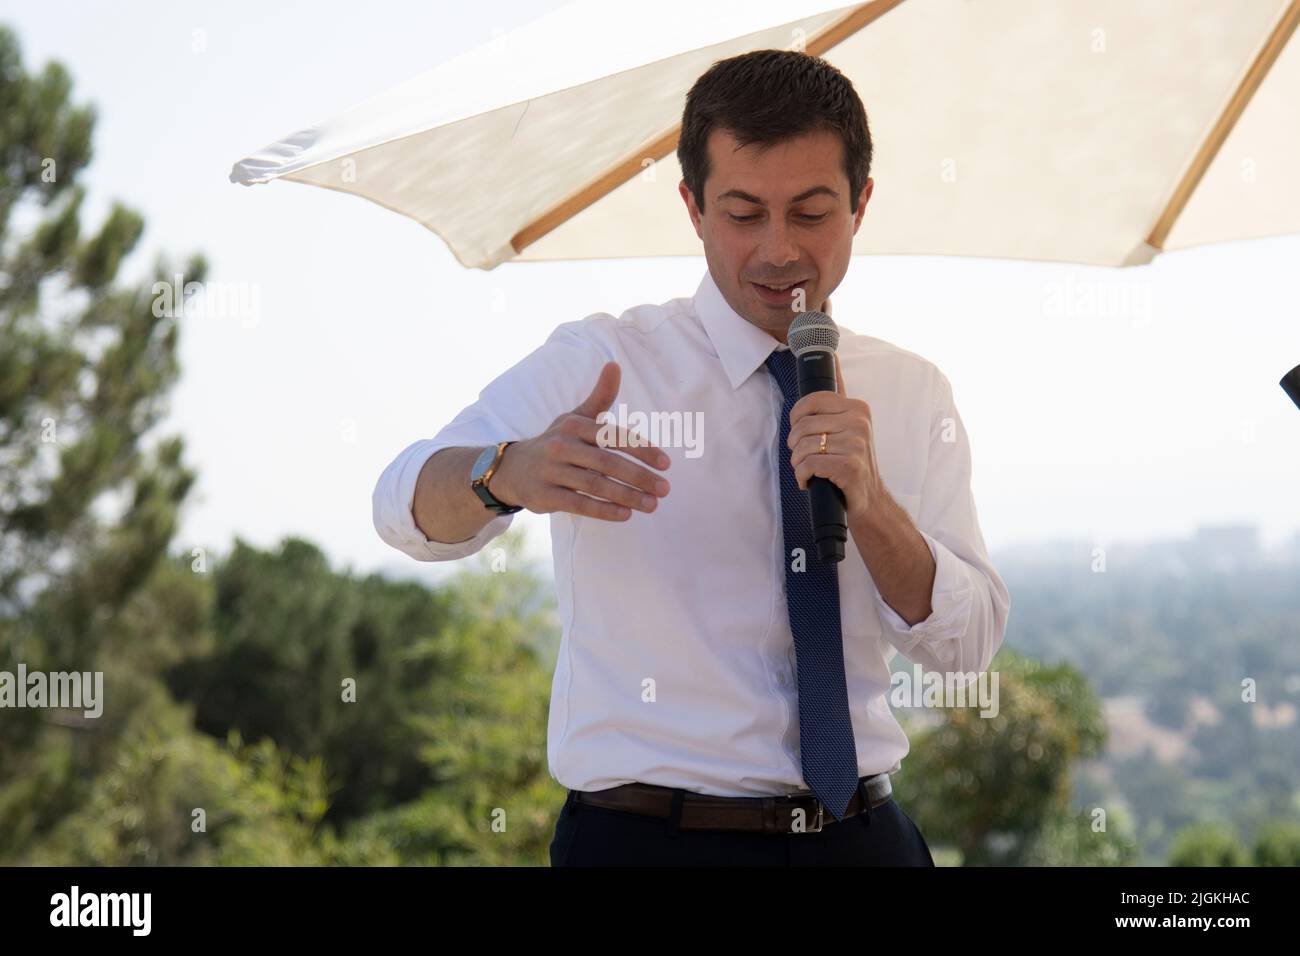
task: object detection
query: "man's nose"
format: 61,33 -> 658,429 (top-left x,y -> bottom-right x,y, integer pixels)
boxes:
758,218 -> 799,267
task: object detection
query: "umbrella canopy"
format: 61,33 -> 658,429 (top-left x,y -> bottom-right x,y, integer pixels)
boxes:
230,0 -> 1300,270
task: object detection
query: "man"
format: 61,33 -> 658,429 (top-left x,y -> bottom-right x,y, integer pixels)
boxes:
373,49 -> 1010,866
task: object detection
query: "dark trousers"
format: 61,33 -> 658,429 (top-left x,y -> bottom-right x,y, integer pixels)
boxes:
549,784 -> 936,866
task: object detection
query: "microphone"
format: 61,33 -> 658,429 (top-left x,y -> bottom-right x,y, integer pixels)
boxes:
787,310 -> 847,563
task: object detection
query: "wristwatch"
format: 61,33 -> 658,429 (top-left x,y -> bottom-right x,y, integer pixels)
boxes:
470,441 -> 523,514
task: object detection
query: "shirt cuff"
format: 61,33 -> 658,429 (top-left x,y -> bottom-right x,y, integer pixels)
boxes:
873,529 -> 975,648
372,438 -> 516,562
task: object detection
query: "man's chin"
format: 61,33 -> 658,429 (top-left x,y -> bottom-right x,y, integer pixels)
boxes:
740,309 -> 795,341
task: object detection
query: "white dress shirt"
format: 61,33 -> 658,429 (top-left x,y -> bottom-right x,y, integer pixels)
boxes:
372,268 -> 1010,797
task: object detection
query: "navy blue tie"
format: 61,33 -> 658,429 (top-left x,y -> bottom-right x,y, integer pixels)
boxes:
764,348 -> 860,821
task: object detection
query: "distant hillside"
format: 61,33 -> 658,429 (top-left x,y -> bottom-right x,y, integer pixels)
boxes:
993,527 -> 1300,862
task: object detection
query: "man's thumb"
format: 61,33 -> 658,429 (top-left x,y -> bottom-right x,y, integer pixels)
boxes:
572,361 -> 620,418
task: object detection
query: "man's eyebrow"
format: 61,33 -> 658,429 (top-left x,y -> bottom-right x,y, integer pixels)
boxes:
715,186 -> 840,205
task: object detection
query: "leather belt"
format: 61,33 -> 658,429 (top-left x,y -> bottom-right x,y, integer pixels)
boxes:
572,772 -> 893,834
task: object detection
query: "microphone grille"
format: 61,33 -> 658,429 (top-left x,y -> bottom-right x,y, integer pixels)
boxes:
787,310 -> 839,356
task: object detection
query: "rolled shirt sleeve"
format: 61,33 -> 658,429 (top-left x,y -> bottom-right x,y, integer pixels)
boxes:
371,437 -> 518,561
371,317 -> 611,562
873,370 -> 1010,675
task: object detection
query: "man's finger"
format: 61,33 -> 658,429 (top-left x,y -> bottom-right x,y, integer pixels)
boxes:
790,390 -> 846,423
549,488 -> 632,522
572,361 -> 621,419
554,464 -> 659,513
787,413 -> 853,449
568,440 -> 672,497
574,417 -> 672,471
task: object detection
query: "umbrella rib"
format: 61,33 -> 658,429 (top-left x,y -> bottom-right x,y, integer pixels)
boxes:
1146,0 -> 1300,250
508,0 -> 908,257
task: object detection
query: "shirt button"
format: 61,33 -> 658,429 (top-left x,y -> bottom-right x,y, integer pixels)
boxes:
777,671 -> 790,687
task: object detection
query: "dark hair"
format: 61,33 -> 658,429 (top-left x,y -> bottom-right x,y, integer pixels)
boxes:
677,49 -> 872,216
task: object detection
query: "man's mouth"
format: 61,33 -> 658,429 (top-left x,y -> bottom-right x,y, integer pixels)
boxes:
751,279 -> 809,302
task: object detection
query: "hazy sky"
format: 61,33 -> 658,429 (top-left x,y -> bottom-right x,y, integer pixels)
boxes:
6,0 -> 1299,579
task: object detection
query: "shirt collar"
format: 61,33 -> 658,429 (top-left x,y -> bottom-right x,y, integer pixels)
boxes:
692,268 -> 787,390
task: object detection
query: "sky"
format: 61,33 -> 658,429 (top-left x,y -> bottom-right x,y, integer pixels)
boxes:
4,0 -> 1299,581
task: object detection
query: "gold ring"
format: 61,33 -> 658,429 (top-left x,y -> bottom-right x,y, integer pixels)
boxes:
818,433 -> 828,455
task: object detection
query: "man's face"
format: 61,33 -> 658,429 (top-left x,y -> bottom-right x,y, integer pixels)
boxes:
679,126 -> 873,342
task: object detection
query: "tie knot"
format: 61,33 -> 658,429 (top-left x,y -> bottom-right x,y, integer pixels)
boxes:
764,348 -> 799,404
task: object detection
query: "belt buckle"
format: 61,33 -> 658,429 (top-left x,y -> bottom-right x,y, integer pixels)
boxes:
793,796 -> 823,834
782,790 -> 825,833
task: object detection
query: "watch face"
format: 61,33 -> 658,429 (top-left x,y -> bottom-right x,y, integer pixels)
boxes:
471,444 -> 499,482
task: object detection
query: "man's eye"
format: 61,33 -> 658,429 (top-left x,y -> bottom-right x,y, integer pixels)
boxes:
727,213 -> 828,224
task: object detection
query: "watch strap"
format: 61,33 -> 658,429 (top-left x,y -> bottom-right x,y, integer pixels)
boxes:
472,441 -> 522,514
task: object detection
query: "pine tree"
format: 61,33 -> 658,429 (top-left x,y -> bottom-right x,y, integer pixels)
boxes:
0,22 -> 204,848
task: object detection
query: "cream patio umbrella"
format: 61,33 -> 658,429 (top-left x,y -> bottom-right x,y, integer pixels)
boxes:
230,0 -> 1300,271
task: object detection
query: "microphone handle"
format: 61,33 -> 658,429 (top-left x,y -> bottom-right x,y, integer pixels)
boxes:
794,349 -> 847,563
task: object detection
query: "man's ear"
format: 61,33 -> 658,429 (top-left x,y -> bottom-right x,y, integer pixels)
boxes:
679,179 -> 703,240
852,178 -> 874,235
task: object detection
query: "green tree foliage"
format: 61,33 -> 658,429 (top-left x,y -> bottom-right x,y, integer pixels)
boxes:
892,648 -> 1133,865
19,694 -> 398,866
0,21 -> 205,849
1164,818 -> 1300,867
0,24 -> 563,865
1250,819 -> 1300,866
1166,824 -> 1247,867
165,531 -> 563,864
343,533 -> 563,865
0,25 -> 197,627
166,537 -> 451,823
